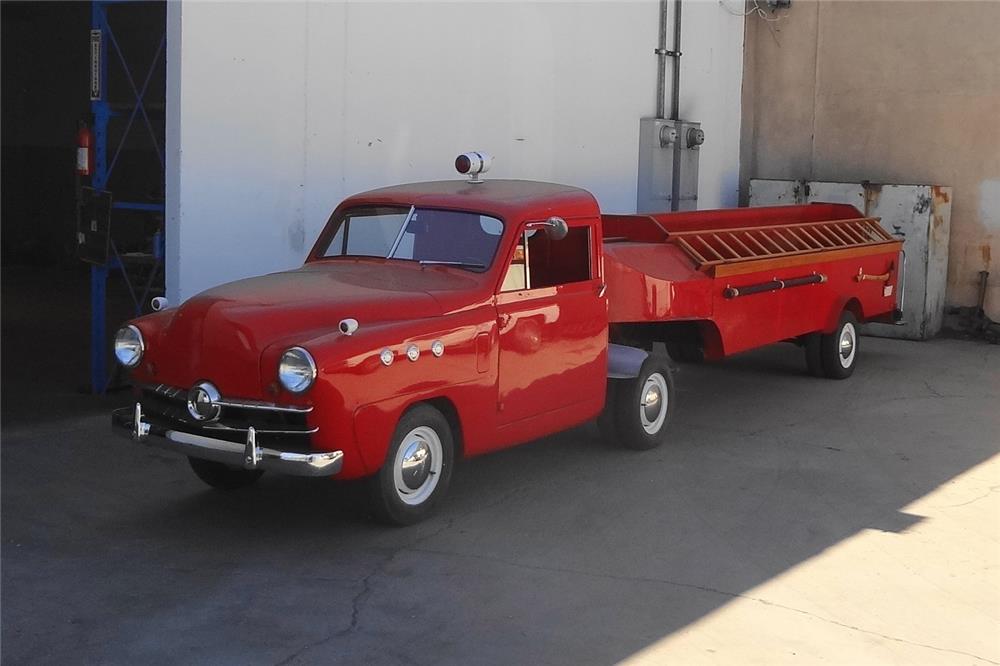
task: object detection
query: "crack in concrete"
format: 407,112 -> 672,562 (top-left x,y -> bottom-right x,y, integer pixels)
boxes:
407,547 -> 1000,665
273,517 -> 457,665
939,484 -> 1000,508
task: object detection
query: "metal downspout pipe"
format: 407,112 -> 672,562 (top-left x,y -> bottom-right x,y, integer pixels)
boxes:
654,0 -> 683,209
670,0 -> 681,122
654,0 -> 682,121
669,0 -> 682,210
655,0 -> 669,119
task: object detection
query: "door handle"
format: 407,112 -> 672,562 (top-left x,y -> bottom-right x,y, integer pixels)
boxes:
597,283 -> 607,298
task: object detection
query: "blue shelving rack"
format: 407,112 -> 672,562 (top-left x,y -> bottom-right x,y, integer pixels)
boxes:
87,0 -> 165,393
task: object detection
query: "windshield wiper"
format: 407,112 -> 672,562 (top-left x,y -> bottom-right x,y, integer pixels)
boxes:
418,260 -> 486,270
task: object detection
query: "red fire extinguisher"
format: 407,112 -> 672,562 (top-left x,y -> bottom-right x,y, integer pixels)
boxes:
76,120 -> 93,177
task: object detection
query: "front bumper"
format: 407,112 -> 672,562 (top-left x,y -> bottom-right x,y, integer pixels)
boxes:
112,403 -> 343,477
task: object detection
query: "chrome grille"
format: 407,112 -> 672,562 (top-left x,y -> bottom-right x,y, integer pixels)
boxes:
139,384 -> 316,450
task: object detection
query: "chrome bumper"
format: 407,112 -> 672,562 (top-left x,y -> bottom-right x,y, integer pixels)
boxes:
112,403 -> 343,477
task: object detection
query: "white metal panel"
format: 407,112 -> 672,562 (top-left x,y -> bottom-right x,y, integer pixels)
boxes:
806,181 -> 865,210
863,185 -> 931,340
748,179 -> 803,206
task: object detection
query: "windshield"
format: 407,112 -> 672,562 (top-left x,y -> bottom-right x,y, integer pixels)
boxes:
318,206 -> 505,272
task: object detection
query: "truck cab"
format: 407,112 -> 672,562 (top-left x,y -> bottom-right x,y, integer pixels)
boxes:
113,177 -> 623,524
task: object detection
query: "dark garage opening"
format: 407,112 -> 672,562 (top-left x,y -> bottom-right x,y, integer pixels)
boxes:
2,1 -> 165,425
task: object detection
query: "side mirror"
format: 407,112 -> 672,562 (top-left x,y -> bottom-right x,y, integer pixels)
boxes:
527,217 -> 569,241
545,216 -> 569,241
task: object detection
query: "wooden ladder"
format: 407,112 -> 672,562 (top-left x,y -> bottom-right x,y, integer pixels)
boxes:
669,217 -> 895,272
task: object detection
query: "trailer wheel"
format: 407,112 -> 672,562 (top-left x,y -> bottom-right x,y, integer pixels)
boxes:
597,380 -> 620,441
666,340 -> 704,364
368,404 -> 455,526
188,457 -> 264,490
803,333 -> 825,377
609,355 -> 675,450
820,311 -> 859,379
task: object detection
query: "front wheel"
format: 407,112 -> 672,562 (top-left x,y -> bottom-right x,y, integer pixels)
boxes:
605,355 -> 676,450
368,404 -> 455,526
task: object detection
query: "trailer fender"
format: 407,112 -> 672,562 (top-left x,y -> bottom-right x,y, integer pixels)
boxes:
825,297 -> 864,334
608,343 -> 649,379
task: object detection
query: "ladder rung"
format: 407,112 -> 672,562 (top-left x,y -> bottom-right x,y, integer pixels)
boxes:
728,232 -> 757,257
712,234 -> 741,259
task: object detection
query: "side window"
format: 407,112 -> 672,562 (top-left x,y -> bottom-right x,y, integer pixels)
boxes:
501,224 -> 592,292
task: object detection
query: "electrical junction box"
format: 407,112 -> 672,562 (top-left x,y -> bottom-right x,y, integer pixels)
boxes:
637,118 -> 704,213
750,179 -> 953,341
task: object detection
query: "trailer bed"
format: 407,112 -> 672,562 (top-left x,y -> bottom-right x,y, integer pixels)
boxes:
601,204 -> 903,357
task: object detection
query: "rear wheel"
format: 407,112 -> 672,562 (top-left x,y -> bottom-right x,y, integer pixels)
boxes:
188,457 -> 264,490
604,355 -> 675,450
820,311 -> 859,379
368,404 -> 455,526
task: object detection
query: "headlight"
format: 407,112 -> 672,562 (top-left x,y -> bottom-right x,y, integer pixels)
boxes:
278,347 -> 317,393
114,325 -> 144,368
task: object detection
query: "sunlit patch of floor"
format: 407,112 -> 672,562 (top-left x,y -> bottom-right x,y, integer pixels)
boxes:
622,453 -> 1000,665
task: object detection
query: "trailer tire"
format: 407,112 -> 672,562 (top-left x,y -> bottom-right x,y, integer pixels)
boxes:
803,333 -> 825,377
820,311 -> 859,379
666,340 -> 704,364
610,355 -> 675,450
368,404 -> 454,526
597,380 -> 620,442
188,457 -> 264,491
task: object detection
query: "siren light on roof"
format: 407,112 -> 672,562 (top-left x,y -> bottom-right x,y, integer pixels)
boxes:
455,152 -> 493,183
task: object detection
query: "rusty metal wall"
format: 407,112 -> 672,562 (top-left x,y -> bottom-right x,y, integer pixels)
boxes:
739,0 -> 1000,319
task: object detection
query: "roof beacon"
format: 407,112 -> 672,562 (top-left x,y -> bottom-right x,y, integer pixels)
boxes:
455,152 -> 493,184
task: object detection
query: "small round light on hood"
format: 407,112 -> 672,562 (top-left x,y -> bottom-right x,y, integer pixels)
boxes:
406,344 -> 420,362
431,340 -> 445,357
380,348 -> 394,366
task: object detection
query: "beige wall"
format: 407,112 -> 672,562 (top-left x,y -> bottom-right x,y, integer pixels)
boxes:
740,0 -> 1000,318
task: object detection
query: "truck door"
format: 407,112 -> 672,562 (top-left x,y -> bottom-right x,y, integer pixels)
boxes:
495,218 -> 607,426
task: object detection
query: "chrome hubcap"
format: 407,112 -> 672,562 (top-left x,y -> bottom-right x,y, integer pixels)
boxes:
400,440 -> 431,490
839,322 -> 857,369
392,426 -> 443,506
639,373 -> 669,435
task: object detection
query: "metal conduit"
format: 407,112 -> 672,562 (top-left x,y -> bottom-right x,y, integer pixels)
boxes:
655,0 -> 682,120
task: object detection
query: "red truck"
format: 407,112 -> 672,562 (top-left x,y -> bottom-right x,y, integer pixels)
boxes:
112,155 -> 903,524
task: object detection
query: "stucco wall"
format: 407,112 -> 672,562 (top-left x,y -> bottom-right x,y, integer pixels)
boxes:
166,1 -> 745,303
740,0 -> 1000,318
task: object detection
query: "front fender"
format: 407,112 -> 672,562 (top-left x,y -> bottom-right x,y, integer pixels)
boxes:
276,306 -> 496,478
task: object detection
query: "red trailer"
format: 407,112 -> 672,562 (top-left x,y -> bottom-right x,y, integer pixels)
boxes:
112,158 -> 903,523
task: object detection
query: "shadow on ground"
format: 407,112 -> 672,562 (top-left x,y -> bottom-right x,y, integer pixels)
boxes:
2,274 -> 998,663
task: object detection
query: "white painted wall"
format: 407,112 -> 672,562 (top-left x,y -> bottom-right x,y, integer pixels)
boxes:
166,1 -> 745,302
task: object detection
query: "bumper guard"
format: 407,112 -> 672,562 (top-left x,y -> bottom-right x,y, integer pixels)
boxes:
112,403 -> 343,477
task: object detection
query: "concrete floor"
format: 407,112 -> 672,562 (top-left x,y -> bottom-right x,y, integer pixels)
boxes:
2,337 -> 998,665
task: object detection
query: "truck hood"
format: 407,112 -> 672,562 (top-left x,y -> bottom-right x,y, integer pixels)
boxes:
150,261 -> 473,394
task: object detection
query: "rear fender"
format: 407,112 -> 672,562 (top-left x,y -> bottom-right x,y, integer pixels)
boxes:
824,297 -> 863,333
608,343 -> 649,379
